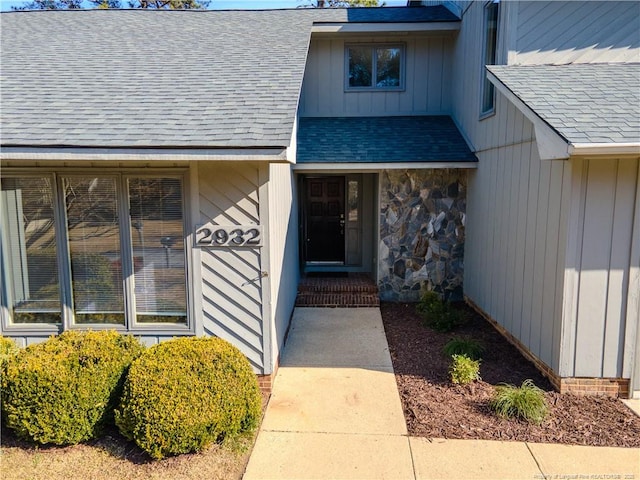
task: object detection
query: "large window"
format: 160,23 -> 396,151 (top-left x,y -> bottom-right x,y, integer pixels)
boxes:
1,172 -> 189,331
481,0 -> 500,116
346,44 -> 404,90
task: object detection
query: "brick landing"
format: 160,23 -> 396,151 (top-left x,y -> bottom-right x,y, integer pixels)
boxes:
295,274 -> 380,307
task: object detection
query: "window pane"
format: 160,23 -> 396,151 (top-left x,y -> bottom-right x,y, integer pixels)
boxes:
129,178 -> 186,324
376,47 -> 401,87
482,2 -> 499,113
348,46 -> 373,87
63,177 -> 124,325
1,177 -> 61,324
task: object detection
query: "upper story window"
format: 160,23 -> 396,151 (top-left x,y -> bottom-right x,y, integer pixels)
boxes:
346,44 -> 405,91
1,172 -> 190,332
481,0 -> 500,116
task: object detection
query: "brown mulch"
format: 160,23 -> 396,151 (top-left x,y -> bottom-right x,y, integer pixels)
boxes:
381,302 -> 640,447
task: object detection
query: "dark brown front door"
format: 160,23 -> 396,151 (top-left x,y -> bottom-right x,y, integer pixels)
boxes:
304,177 -> 345,263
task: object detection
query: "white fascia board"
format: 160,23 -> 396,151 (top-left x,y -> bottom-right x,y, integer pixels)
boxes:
0,147 -> 290,162
487,71 -> 570,161
292,162 -> 477,171
568,143 -> 640,157
311,22 -> 460,34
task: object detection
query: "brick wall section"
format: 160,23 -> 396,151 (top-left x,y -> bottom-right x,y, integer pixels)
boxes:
465,296 -> 630,398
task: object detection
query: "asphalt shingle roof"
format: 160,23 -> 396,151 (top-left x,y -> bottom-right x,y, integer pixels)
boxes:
488,64 -> 640,145
0,7 -> 458,149
296,116 -> 477,163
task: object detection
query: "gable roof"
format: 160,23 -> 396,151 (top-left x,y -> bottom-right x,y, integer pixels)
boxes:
296,116 -> 477,165
487,63 -> 640,158
0,7 -> 458,152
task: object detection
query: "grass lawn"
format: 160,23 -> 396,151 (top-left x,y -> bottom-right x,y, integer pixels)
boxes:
0,427 -> 255,480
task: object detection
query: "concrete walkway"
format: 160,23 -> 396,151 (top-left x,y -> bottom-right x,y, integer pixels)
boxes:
243,308 -> 640,480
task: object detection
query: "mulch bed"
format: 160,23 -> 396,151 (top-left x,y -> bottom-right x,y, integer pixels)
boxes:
381,302 -> 640,447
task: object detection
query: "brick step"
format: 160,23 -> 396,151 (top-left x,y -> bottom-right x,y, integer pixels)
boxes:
295,292 -> 380,308
296,283 -> 379,294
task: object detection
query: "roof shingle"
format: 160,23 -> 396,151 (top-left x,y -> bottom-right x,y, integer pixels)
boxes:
296,116 -> 477,163
488,64 -> 640,145
1,7 -> 458,149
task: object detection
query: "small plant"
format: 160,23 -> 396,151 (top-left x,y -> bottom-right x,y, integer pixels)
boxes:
1,330 -> 144,445
443,337 -> 484,360
416,291 -> 466,332
115,337 -> 262,460
0,336 -> 20,365
491,379 -> 548,425
449,354 -> 480,385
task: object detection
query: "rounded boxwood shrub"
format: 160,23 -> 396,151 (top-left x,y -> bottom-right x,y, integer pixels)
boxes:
1,330 -> 144,445
115,337 -> 262,460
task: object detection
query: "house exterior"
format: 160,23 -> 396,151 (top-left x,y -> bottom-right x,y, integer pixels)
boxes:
1,2 -> 639,397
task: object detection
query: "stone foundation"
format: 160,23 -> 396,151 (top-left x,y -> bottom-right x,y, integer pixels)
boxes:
378,169 -> 467,302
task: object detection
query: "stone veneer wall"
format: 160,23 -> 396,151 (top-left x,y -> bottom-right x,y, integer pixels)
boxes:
378,169 -> 467,302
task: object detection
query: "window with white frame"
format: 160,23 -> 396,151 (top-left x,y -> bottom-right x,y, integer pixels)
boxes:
481,0 -> 500,116
0,172 -> 189,330
346,44 -> 404,90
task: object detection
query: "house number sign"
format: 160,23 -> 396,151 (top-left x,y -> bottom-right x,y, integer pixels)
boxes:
195,224 -> 262,247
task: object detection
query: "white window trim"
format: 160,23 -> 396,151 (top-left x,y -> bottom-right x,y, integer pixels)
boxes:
0,168 -> 195,336
480,0 -> 500,119
344,43 -> 406,92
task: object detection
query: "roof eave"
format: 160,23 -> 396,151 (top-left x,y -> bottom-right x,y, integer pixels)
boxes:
293,161 -> 477,171
0,146 -> 291,162
311,21 -> 460,34
488,70 -> 640,161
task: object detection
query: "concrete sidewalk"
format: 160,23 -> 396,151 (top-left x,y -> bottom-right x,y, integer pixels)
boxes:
243,308 -> 639,480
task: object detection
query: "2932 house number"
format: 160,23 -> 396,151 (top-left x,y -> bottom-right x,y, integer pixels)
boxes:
195,225 -> 262,247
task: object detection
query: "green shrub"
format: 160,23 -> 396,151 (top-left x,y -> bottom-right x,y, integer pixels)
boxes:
115,337 -> 262,460
443,337 -> 485,360
417,291 -> 466,332
0,336 -> 20,363
449,354 -> 481,385
1,330 -> 144,445
491,379 -> 548,425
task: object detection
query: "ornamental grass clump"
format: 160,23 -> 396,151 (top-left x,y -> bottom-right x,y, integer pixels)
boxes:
491,379 -> 548,425
1,330 -> 144,445
443,336 -> 485,360
115,337 -> 262,460
417,291 -> 466,332
449,354 -> 481,385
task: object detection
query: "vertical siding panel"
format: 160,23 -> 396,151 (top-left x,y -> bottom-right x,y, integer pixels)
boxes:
552,161 -> 572,373
603,159 -> 636,377
574,160 -> 616,377
485,149 -> 499,315
413,38 -> 429,113
529,153 -> 551,358
330,39 -> 345,115
540,161 -> 564,366
427,37 -> 444,113
399,37 -> 416,112
504,142 -> 520,335
268,164 -> 299,362
560,158 -> 588,377
521,141 -> 540,348
317,39 -> 332,116
511,140 -> 529,341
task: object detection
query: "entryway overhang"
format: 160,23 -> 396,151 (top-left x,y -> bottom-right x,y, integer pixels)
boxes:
295,116 -> 478,167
